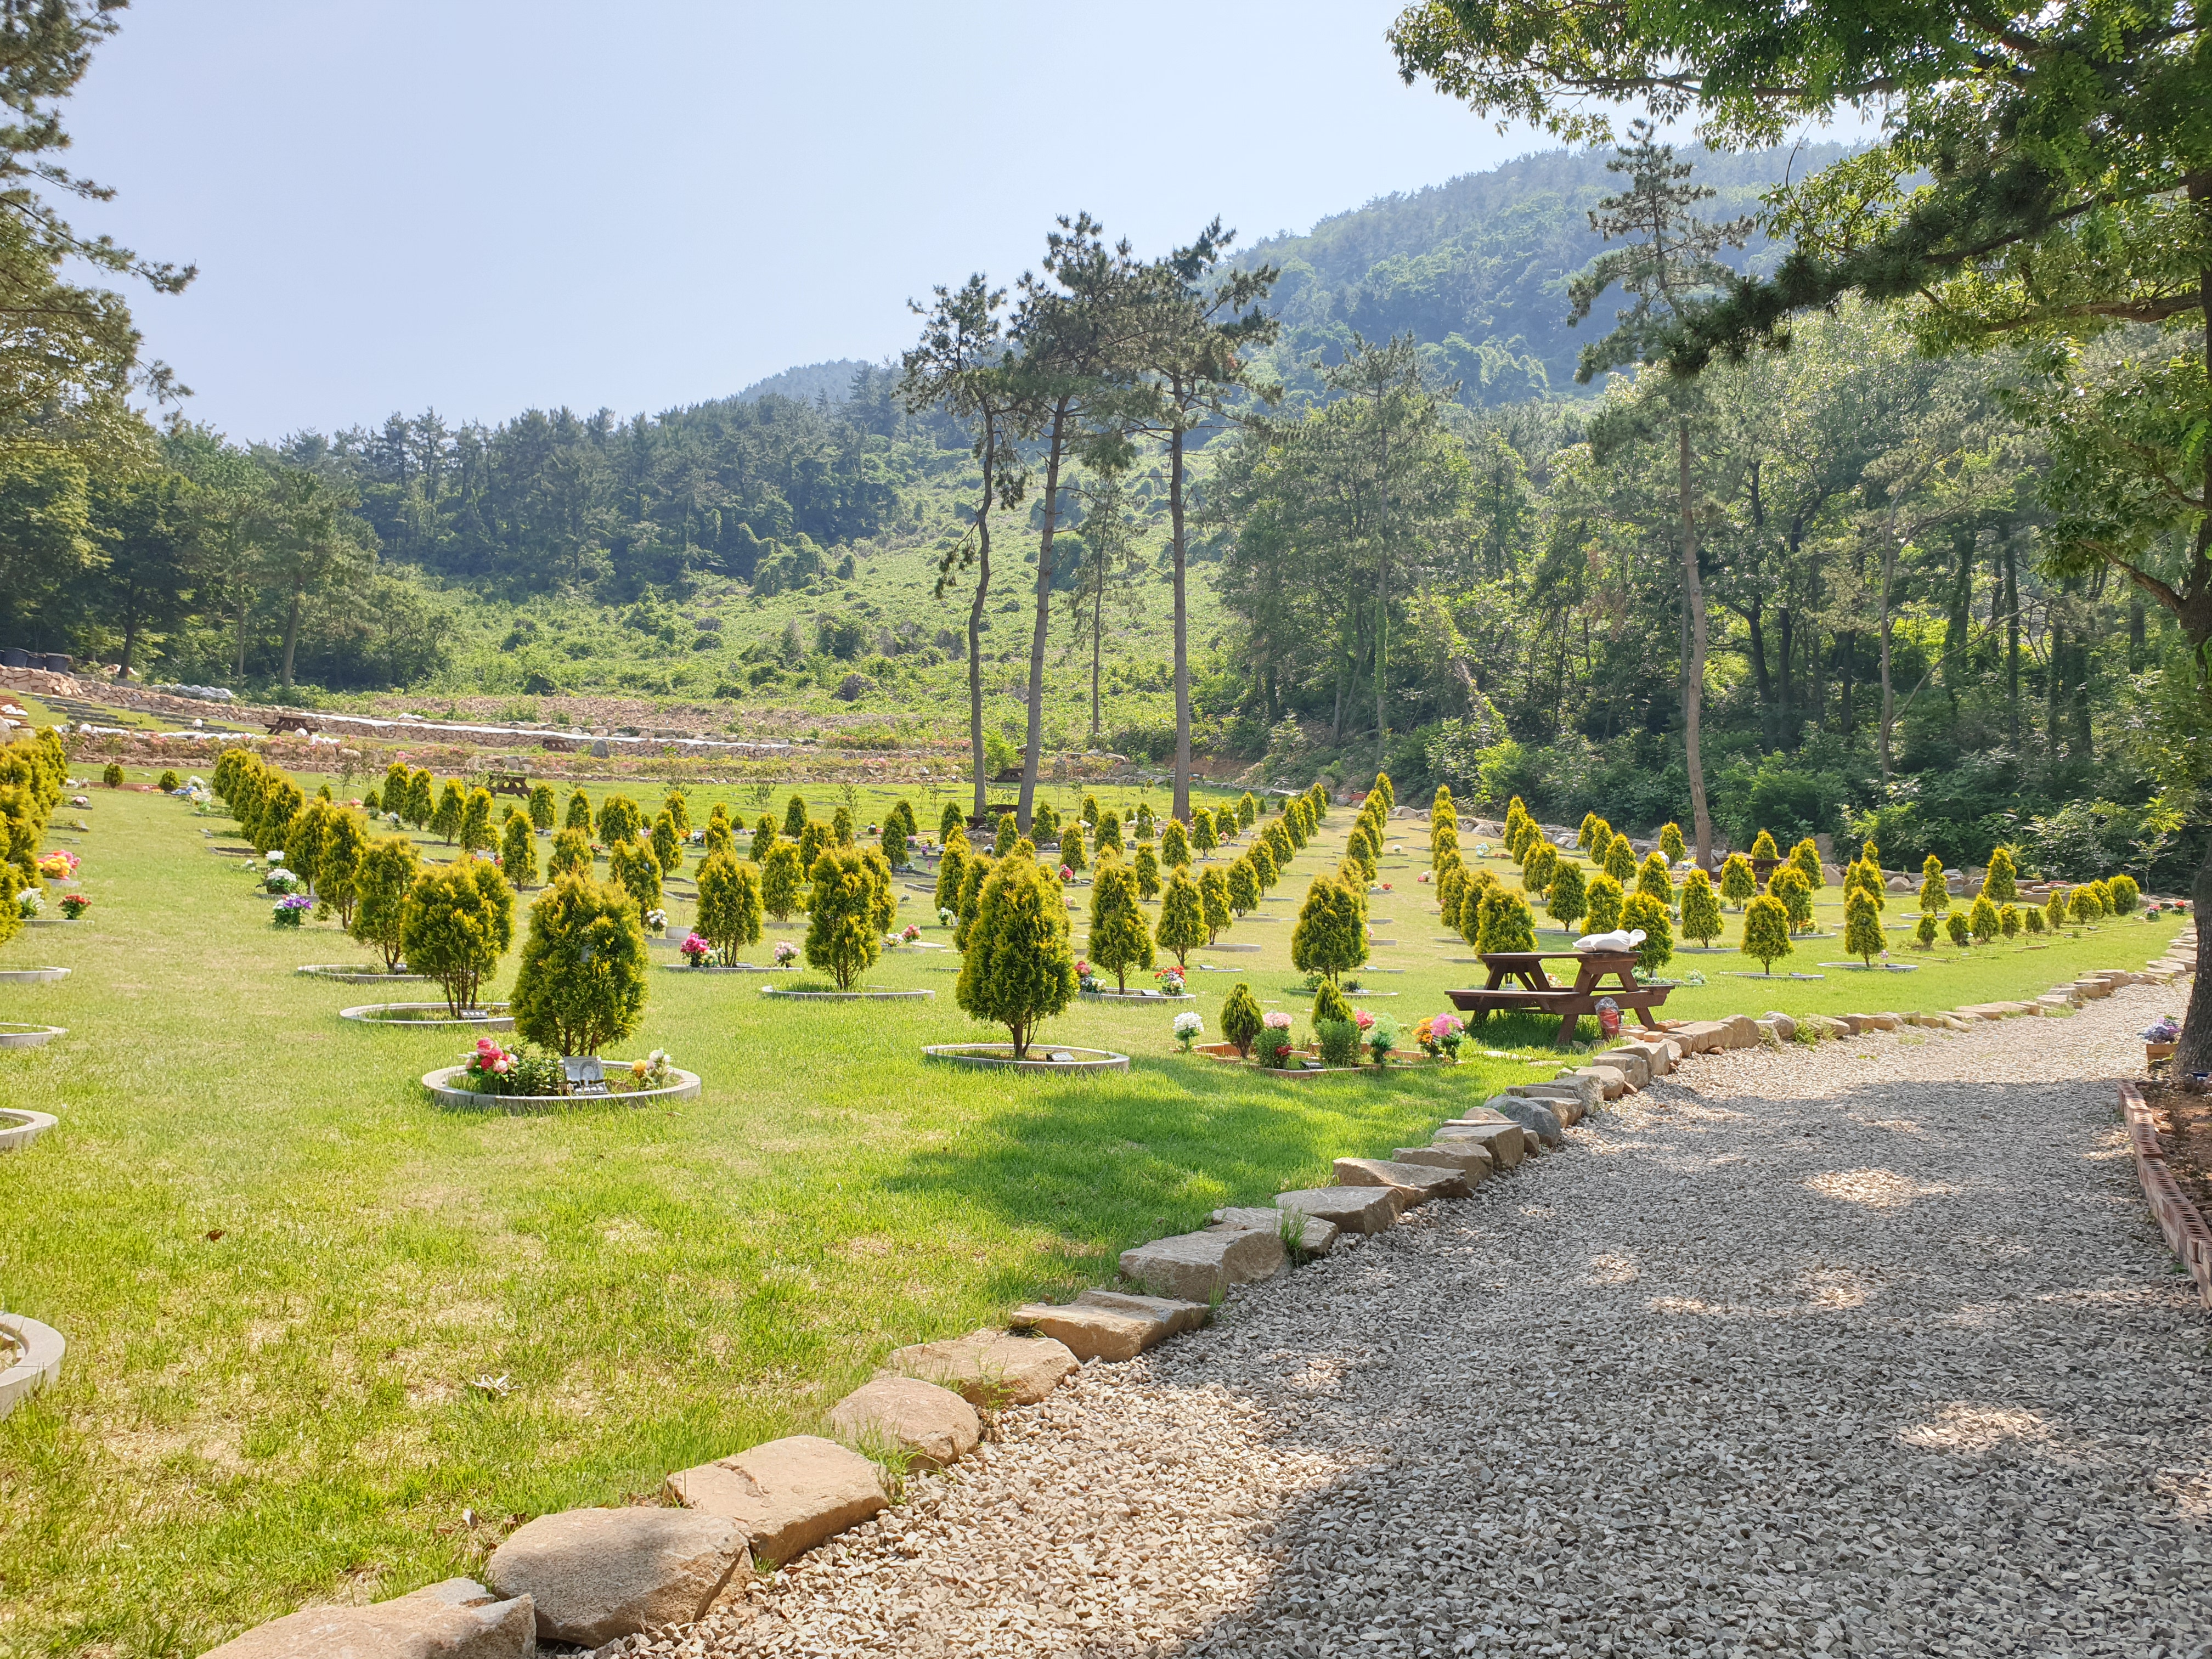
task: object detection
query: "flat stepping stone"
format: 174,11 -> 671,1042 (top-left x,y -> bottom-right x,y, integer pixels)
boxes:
1392,1143 -> 1495,1180
1210,1206 -> 1338,1255
827,1376 -> 979,1470
1433,1121 -> 1526,1168
1007,1300 -> 1172,1362
1074,1288 -> 1210,1336
664,1434 -> 887,1566
485,1506 -> 747,1645
1333,1156 -> 1472,1205
1118,1227 -> 1284,1301
202,1579 -> 536,1658
875,1329 -> 1077,1408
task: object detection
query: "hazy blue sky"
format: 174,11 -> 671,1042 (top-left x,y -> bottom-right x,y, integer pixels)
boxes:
65,1 -> 1563,443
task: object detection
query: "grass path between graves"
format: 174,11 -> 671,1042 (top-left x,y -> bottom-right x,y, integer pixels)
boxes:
0,773 -> 2185,1658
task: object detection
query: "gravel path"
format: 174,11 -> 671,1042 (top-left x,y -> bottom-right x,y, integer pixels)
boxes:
635,983 -> 2212,1659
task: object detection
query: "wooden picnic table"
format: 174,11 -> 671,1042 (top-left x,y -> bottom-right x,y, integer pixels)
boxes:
1446,948 -> 1673,1049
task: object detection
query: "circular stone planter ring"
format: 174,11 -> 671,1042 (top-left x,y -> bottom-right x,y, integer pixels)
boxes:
296,964 -> 431,984
0,1313 -> 64,1423
923,1043 -> 1129,1074
421,1064 -> 702,1113
760,986 -> 934,1001
342,1002 -> 515,1031
0,967 -> 66,984
0,1023 -> 64,1048
0,1108 -> 58,1152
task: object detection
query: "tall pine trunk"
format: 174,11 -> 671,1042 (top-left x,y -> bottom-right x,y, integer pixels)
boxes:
966,432 -> 997,823
1020,405 -> 1071,833
1170,427 -> 1192,825
1679,421 -> 1713,865
281,584 -> 303,689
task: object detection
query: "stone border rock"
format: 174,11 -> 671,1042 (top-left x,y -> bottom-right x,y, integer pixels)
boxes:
1078,989 -> 1197,1004
0,1107 -> 57,1150
760,986 -> 934,1001
342,1002 -> 515,1031
923,1043 -> 1129,1074
0,967 -> 66,984
295,963 -> 430,984
26,917 -> 81,928
421,1064 -> 702,1111
0,1313 -> 64,1422
0,1023 -> 64,1048
2120,1081 -> 2212,1310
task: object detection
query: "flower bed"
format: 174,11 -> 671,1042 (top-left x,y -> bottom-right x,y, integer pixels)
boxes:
0,1023 -> 65,1049
422,1049 -> 701,1111
341,1002 -> 515,1030
922,1043 -> 1128,1074
0,967 -> 67,984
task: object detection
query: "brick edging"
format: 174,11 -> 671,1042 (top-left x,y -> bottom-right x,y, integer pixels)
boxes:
2120,1081 -> 2212,1309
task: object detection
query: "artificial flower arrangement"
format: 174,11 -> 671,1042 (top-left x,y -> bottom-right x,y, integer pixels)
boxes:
628,1049 -> 674,1088
1414,1012 -> 1465,1062
938,905 -> 955,927
266,867 -> 300,894
901,923 -> 921,943
1155,966 -> 1186,996
272,894 -> 312,928
1172,1010 -> 1205,1050
1260,1009 -> 1295,1065
1076,957 -> 1101,993
15,887 -> 41,918
773,940 -> 799,967
58,893 -> 91,920
1059,864 -> 1074,882
680,930 -> 713,966
1364,1014 -> 1398,1066
644,907 -> 668,934
36,850 -> 77,881
458,1037 -> 560,1097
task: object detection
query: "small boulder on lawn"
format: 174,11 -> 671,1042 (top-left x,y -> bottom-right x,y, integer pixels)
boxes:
664,1435 -> 887,1566
1210,1205 -> 1338,1255
827,1376 -> 979,1470
200,1579 -> 535,1659
1489,1097 -> 1564,1149
1272,1186 -> 1398,1235
1119,1226 -> 1284,1301
876,1329 -> 1078,1407
484,1508 -> 747,1645
1332,1156 -> 1472,1206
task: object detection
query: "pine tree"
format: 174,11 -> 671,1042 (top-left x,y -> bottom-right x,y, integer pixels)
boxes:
752,814 -> 779,864
528,783 -> 556,831
651,810 -> 684,877
784,795 -> 809,838
832,805 -> 855,847
881,812 -> 909,870
406,769 -> 434,829
1578,811 -> 1600,851
1312,977 -> 1354,1027
431,780 -> 465,844
1719,853 -> 1757,909
1156,865 -> 1207,967
1192,808 -> 1218,857
1238,792 -> 1257,829
1546,860 -> 1589,932
1790,839 -> 1824,890
1087,852 -> 1154,992
1249,837 -> 1277,890
1220,982 -> 1264,1057
1679,868 -> 1722,946
957,844 -> 1077,1056
1161,818 -> 1191,868
548,827 -> 591,881
1585,872 -> 1626,933
1919,854 -> 1950,916
695,852 -> 763,963
1741,895 -> 1793,975
608,839 -> 663,926
1750,830 -> 1779,860
805,845 -> 896,989
1982,847 -> 2019,906
1604,837 -> 1637,885
399,856 -> 515,1016
1999,904 -> 2021,938
510,874 -> 648,1059
1344,821 -> 1380,882
661,791 -> 690,837
761,842 -> 805,922
1659,822 -> 1685,864
597,793 -> 642,845
1096,810 -> 1123,857
1621,891 -> 1673,976
500,811 -> 537,890
1635,850 -> 1673,910
1769,864 -> 1813,933
1948,912 -> 1972,947
1132,840 -> 1162,901
349,834 -> 420,971
1291,873 -> 1368,982
1227,855 -> 1260,915
565,787 -> 592,832
1198,866 -> 1232,944
1843,890 -> 1886,967
458,788 -> 494,856
1476,886 -> 1536,954
797,819 -> 831,877
1916,913 -> 1939,948
1970,894 -> 2000,943
939,801 -> 964,841
1060,821 -> 1087,874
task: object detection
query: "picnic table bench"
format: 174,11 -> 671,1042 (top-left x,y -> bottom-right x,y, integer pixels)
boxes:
483,769 -> 531,798
1446,949 -> 1673,1049
263,713 -> 318,736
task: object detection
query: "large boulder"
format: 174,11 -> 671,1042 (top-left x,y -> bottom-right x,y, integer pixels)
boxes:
827,1377 -> 980,1470
1209,1205 -> 1338,1255
1119,1225 -> 1284,1301
1332,1156 -> 1472,1205
1490,1097 -> 1564,1149
201,1581 -> 534,1659
1670,1020 -> 1731,1054
1760,1011 -> 1797,1041
875,1329 -> 1077,1407
484,1508 -> 747,1645
1272,1186 -> 1398,1234
663,1435 -> 887,1566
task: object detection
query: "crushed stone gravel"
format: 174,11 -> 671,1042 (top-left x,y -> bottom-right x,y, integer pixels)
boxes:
621,982 -> 2212,1659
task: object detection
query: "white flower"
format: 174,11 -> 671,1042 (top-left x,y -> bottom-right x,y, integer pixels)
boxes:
1172,1011 -> 1204,1036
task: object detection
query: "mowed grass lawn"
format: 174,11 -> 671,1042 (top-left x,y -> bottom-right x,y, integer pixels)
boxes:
0,771 -> 2186,1658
